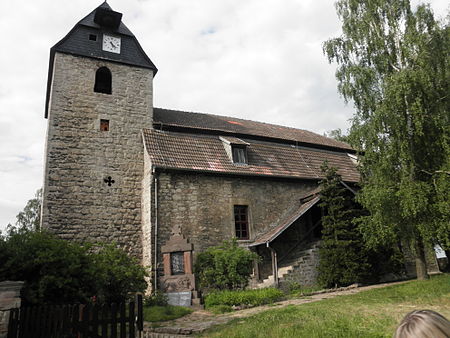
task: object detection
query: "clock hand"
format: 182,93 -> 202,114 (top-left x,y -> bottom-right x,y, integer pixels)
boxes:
110,41 -> 116,48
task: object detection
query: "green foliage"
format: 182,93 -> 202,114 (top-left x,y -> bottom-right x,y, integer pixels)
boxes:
91,243 -> 148,304
0,228 -> 95,304
318,163 -> 370,288
318,163 -> 404,286
204,288 -> 284,309
324,128 -> 350,143
194,239 -> 260,290
143,305 -> 193,322
323,0 -> 450,277
0,228 -> 147,305
8,188 -> 42,232
144,290 -> 168,307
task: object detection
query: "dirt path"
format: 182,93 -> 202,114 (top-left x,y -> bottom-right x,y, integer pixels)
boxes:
144,280 -> 408,337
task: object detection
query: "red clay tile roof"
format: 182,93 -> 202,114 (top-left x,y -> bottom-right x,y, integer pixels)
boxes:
249,196 -> 321,247
143,129 -> 360,182
153,108 -> 353,152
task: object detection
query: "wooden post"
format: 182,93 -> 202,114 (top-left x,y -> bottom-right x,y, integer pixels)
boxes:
119,303 -> 126,338
111,304 -> 117,338
136,294 -> 143,332
101,305 -> 108,338
128,300 -> 135,338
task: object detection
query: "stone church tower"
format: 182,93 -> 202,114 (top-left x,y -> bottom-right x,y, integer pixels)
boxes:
41,2 -> 157,258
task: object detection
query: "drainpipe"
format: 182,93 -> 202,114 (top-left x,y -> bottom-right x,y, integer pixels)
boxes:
267,242 -> 278,287
152,167 -> 159,292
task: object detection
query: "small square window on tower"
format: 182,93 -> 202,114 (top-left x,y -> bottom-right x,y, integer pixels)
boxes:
100,119 -> 109,131
89,34 -> 97,41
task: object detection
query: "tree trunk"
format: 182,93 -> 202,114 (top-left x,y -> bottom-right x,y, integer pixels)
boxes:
414,235 -> 429,280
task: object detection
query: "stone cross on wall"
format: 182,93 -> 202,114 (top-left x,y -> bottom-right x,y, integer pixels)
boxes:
104,176 -> 115,186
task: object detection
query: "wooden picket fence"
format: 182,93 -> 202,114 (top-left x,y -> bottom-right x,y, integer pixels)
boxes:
7,295 -> 143,338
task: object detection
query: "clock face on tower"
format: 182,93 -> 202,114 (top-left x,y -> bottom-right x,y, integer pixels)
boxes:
102,34 -> 121,54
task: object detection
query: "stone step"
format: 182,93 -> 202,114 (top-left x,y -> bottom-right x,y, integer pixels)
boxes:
253,241 -> 321,289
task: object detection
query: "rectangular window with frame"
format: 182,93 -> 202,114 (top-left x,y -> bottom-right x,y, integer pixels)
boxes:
234,205 -> 249,240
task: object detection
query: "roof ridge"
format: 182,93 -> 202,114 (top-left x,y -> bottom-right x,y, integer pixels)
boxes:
154,107 -> 314,133
153,107 -> 353,151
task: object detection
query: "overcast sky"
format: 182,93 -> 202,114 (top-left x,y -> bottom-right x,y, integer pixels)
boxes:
0,0 -> 448,231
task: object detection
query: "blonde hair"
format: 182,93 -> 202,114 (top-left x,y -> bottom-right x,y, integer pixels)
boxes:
394,310 -> 450,338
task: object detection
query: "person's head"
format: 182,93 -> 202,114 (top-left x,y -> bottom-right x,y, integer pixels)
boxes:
394,310 -> 450,338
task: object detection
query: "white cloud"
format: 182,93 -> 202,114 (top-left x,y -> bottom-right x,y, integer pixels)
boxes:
0,0 -> 447,230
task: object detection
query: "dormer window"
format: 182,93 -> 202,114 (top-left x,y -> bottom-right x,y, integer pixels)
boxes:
94,67 -> 112,94
220,136 -> 249,165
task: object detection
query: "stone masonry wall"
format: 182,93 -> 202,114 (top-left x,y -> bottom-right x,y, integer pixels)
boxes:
152,171 -> 318,282
41,53 -> 153,258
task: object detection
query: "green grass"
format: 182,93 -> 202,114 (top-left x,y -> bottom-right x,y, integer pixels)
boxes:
200,274 -> 450,338
143,305 -> 193,322
287,285 -> 323,298
205,288 -> 284,308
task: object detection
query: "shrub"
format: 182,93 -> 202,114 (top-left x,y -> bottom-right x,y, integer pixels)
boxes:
204,288 -> 284,309
194,239 -> 260,290
91,243 -> 148,304
144,290 -> 168,306
0,228 -> 147,305
0,229 -> 96,305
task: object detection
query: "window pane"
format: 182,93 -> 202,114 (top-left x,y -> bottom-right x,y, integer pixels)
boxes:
234,205 -> 249,239
232,147 -> 247,164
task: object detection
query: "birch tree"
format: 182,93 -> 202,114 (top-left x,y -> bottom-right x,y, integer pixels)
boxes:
324,0 -> 449,279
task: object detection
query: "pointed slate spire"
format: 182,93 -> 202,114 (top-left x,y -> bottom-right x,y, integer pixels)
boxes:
45,2 -> 157,118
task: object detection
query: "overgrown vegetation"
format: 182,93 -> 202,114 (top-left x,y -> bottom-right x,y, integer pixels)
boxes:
204,288 -> 284,311
0,227 -> 147,305
194,239 -> 260,291
202,274 -> 450,338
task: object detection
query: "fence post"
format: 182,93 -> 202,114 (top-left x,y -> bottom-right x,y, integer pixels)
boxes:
6,308 -> 19,338
111,303 -> 117,338
136,294 -> 143,332
101,305 -> 108,337
119,303 -> 126,338
92,305 -> 99,337
128,301 -> 135,338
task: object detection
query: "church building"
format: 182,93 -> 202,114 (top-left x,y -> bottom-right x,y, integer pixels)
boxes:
41,3 -> 361,298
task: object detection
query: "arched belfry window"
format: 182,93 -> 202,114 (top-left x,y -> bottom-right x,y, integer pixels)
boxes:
94,67 -> 112,94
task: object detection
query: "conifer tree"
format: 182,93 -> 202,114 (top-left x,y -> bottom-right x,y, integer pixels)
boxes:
318,163 -> 368,288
